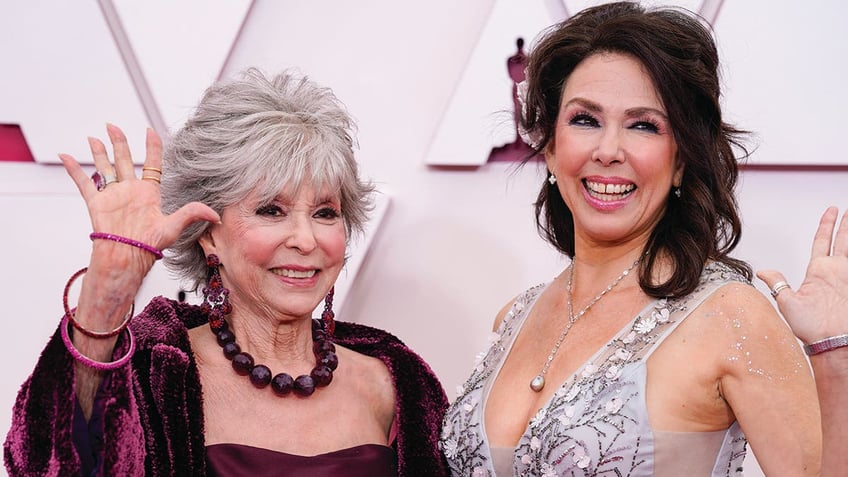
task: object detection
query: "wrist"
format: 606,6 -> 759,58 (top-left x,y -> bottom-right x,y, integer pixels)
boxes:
803,334 -> 848,356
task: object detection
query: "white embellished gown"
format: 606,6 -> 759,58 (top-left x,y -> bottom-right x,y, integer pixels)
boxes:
440,263 -> 748,476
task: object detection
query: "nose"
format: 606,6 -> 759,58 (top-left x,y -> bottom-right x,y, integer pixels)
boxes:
284,215 -> 317,254
593,128 -> 625,165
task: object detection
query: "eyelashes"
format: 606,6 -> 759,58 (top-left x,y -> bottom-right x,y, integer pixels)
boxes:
568,112 -> 599,127
256,204 -> 283,216
566,111 -> 665,134
254,204 -> 341,220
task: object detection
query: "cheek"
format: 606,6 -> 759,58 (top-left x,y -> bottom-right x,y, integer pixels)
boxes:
551,131 -> 595,172
232,227 -> 281,264
318,226 -> 347,262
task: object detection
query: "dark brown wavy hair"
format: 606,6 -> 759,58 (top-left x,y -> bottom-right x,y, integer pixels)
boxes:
521,1 -> 752,298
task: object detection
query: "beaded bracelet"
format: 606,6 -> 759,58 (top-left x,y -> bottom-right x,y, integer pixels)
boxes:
60,315 -> 135,370
90,232 -> 163,260
63,267 -> 134,338
803,334 -> 848,356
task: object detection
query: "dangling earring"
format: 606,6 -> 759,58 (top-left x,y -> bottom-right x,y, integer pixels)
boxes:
322,287 -> 336,337
201,254 -> 231,331
673,186 -> 682,198
548,173 -> 557,185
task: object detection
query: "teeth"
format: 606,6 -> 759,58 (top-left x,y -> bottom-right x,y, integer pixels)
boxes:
585,181 -> 635,201
272,269 -> 316,278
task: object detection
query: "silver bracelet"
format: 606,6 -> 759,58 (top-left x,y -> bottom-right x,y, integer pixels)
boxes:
803,334 -> 848,356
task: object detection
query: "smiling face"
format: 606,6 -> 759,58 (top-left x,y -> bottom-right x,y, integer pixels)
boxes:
546,52 -> 682,249
200,182 -> 346,324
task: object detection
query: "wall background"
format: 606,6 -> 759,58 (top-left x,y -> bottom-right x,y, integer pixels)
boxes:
2,1 -> 847,475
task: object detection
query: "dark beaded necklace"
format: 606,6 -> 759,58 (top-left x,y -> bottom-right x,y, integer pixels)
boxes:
209,318 -> 338,397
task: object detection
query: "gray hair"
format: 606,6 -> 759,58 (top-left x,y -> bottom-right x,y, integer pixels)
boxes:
160,68 -> 375,290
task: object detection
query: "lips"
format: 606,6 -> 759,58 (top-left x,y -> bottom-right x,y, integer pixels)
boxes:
271,268 -> 317,279
583,179 -> 636,202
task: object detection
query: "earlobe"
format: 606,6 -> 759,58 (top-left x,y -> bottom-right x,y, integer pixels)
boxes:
673,162 -> 685,187
543,142 -> 556,170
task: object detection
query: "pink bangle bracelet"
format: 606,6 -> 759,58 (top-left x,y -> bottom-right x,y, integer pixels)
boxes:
60,315 -> 135,370
89,232 -> 163,260
62,267 -> 134,338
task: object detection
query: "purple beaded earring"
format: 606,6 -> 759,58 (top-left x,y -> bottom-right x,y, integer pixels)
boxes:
200,254 -> 231,331
322,287 -> 335,337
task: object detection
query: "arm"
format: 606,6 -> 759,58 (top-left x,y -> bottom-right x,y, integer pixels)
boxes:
5,125 -> 217,474
62,125 -> 217,417
713,283 -> 821,476
758,206 -> 848,477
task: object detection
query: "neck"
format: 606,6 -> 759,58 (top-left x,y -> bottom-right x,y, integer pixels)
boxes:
228,311 -> 316,366
569,242 -> 645,280
566,247 -> 645,316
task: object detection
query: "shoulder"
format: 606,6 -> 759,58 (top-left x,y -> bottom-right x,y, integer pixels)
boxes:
492,282 -> 547,331
132,296 -> 207,349
334,320 -> 447,398
333,321 -> 430,369
699,279 -> 775,325
688,273 -> 802,373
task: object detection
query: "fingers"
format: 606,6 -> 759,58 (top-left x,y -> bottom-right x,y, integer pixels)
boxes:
141,128 -> 164,185
88,125 -> 164,188
163,202 -> 221,243
59,153 -> 97,200
106,123 -> 136,180
811,206 -> 838,259
833,208 -> 848,257
756,270 -> 793,302
143,128 -> 163,169
87,136 -> 115,183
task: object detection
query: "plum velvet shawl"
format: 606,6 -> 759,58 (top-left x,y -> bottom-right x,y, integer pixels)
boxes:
4,296 -> 449,476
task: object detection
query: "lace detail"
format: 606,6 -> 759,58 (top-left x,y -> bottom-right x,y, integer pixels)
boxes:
441,262 -> 749,476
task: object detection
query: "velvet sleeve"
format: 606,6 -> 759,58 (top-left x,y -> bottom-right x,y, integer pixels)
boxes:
333,322 -> 451,477
388,342 -> 451,477
3,324 -> 146,476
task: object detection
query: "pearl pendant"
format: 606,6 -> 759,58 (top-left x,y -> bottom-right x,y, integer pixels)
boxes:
530,375 -> 545,392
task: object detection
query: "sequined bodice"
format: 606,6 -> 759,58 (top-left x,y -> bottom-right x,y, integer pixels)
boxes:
441,263 -> 749,476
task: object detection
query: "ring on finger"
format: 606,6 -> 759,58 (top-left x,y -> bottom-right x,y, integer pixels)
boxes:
770,281 -> 791,298
142,166 -> 162,174
91,171 -> 118,191
142,174 -> 161,184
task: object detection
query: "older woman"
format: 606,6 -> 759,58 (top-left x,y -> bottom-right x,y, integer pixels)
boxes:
441,3 -> 820,476
4,69 -> 448,476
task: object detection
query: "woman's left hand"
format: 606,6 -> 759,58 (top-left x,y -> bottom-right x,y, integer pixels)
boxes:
757,207 -> 848,345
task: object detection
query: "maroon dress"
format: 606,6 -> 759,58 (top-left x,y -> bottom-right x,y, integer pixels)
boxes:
205,443 -> 397,477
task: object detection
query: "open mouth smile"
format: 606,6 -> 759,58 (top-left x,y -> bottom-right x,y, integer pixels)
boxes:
584,179 -> 636,202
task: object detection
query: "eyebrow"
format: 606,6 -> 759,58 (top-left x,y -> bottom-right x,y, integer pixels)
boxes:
270,192 -> 340,207
563,97 -> 668,120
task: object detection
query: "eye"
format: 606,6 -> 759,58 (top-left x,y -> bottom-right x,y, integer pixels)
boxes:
314,207 -> 341,221
630,119 -> 661,133
568,112 -> 599,128
256,204 -> 285,217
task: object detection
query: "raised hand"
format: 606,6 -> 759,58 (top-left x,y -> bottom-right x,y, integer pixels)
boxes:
758,207 -> 848,344
60,124 -> 219,266
59,125 -> 220,407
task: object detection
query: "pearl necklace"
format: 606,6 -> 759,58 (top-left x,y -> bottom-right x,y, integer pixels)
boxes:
529,255 -> 642,392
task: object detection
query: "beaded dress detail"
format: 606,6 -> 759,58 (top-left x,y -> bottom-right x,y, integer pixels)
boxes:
441,262 -> 749,476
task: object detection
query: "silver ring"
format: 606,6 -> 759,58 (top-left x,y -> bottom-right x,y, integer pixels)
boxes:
770,281 -> 790,298
92,171 -> 117,191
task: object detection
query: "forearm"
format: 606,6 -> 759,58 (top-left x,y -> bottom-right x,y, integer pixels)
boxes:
810,347 -> 848,477
72,243 -> 152,417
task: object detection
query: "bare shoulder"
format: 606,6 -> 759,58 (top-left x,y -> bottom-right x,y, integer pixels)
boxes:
693,281 -> 807,376
335,345 -> 395,406
699,281 -> 788,328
